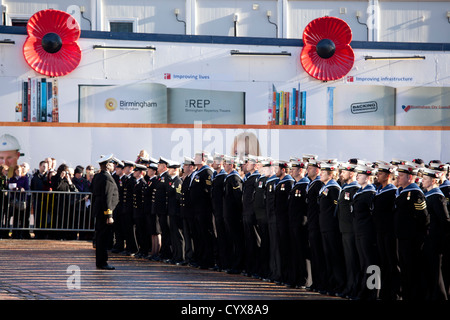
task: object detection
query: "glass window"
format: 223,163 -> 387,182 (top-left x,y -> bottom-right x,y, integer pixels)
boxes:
110,22 -> 133,33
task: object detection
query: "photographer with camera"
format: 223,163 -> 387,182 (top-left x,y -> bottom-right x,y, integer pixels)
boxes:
50,164 -> 79,239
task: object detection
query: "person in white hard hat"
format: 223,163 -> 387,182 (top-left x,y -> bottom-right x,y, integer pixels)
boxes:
0,133 -> 23,178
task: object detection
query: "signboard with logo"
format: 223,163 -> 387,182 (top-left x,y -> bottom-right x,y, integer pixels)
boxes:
330,85 -> 395,126
79,83 -> 168,123
167,87 -> 245,124
395,86 -> 450,126
78,83 -> 245,124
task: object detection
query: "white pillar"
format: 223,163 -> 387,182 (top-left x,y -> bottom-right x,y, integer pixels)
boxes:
186,0 -> 195,35
279,0 -> 287,39
93,0 -> 102,31
367,0 -> 380,41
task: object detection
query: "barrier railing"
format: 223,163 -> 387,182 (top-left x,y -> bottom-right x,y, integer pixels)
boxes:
0,190 -> 94,233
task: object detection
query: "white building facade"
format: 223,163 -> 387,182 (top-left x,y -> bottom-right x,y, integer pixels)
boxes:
0,0 -> 449,168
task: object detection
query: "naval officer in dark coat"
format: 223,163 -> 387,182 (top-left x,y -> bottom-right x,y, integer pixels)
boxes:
91,154 -> 119,270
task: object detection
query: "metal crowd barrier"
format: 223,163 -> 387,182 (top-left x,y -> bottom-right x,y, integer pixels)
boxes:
0,190 -> 94,233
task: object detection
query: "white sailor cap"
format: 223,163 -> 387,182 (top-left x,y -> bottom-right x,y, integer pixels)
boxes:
307,159 -> 321,168
158,157 -> 170,165
320,161 -> 338,171
429,162 -> 449,172
113,158 -> 125,168
223,155 -> 238,165
355,164 -> 375,176
377,163 -> 396,174
391,158 -> 408,166
273,160 -> 290,169
244,154 -> 258,163
134,163 -> 147,172
123,160 -> 136,167
321,158 -> 339,165
374,160 -> 391,166
195,150 -> 210,158
302,154 -> 318,162
397,164 -> 419,175
290,160 -> 307,168
97,154 -> 115,164
168,160 -> 181,169
339,162 -> 357,172
422,167 -> 443,178
183,156 -> 195,165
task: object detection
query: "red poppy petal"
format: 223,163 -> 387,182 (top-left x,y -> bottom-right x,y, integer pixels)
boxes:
23,37 -> 81,77
301,17 -> 354,81
303,16 -> 352,46
27,9 -> 80,42
23,9 -> 81,77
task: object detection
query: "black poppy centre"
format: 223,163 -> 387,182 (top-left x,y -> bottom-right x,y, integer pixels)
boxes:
41,32 -> 63,53
316,38 -> 336,59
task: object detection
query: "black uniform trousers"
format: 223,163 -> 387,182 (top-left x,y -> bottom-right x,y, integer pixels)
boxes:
266,181 -> 281,283
253,175 -> 270,279
376,232 -> 401,300
91,170 -> 119,267
223,173 -> 245,273
193,211 -> 215,268
96,219 -> 112,267
211,173 -> 230,270
123,176 -> 138,254
242,174 -> 260,276
341,232 -> 361,298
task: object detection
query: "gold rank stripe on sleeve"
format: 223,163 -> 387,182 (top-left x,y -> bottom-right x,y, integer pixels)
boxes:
104,209 -> 113,215
414,201 -> 427,211
333,200 -> 338,205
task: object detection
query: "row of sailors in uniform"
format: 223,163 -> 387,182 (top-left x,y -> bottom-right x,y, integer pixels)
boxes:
108,152 -> 450,300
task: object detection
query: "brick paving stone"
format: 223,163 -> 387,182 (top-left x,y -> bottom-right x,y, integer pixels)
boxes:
0,239 -> 340,301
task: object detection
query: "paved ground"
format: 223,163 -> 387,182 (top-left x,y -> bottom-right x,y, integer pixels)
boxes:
0,239 -> 340,301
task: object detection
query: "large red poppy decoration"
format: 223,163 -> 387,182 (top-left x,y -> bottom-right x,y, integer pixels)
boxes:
23,9 -> 81,77
300,17 -> 354,81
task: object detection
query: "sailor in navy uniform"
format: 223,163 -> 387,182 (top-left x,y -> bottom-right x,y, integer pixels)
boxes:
372,162 -> 400,300
210,153 -> 229,271
305,159 -> 326,293
122,160 -> 138,255
222,155 -> 245,274
189,151 -> 215,269
287,160 -> 310,288
180,156 -> 197,266
336,162 -> 361,299
265,160 -> 281,283
352,164 -> 378,300
394,163 -> 429,300
152,157 -> 172,261
273,160 -> 295,286
166,160 -> 184,264
241,155 -> 261,278
132,163 -> 148,258
91,154 -> 119,270
430,162 -> 450,298
318,160 -> 346,296
111,159 -> 126,254
253,159 -> 271,280
422,167 -> 450,300
143,159 -> 158,259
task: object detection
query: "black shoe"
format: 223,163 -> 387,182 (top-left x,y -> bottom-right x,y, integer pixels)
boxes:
97,264 -> 115,270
